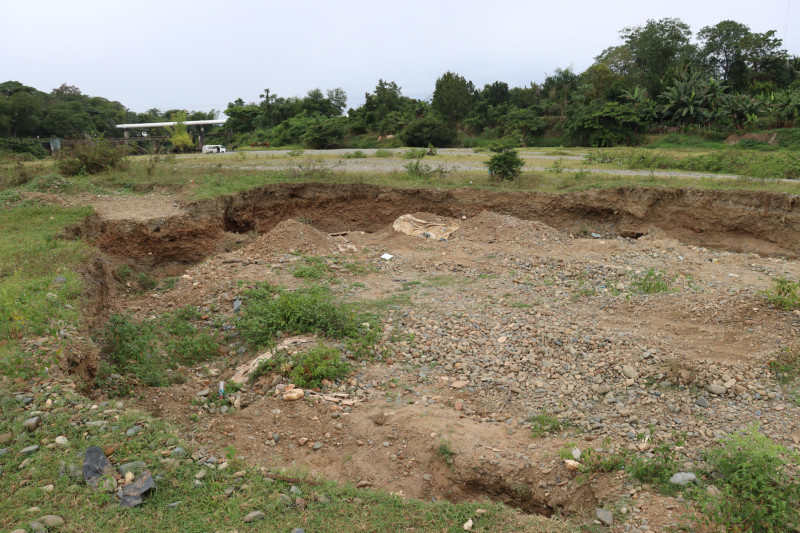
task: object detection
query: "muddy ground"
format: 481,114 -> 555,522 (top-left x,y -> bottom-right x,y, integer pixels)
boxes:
60,183 -> 800,531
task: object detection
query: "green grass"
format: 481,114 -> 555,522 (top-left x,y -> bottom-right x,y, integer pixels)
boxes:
0,203 -> 94,378
236,283 -> 379,358
0,380 -> 569,533
585,148 -> 800,180
99,306 -> 219,392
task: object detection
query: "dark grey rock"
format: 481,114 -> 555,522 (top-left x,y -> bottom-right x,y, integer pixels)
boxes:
120,470 -> 156,507
83,446 -> 112,489
696,396 -> 710,408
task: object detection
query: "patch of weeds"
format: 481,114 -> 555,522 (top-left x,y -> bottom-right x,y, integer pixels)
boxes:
437,441 -> 456,464
286,149 -> 305,157
697,425 -> 800,532
292,263 -> 328,280
342,150 -> 367,159
237,282 -> 378,358
769,346 -> 800,383
137,272 -> 158,291
374,149 -> 392,158
763,277 -> 800,310
530,411 -> 565,437
545,158 -> 565,174
630,268 -> 673,294
159,276 -> 178,291
99,305 -> 220,391
402,148 -> 428,159
626,438 -> 683,493
253,344 -> 350,388
116,264 -> 132,282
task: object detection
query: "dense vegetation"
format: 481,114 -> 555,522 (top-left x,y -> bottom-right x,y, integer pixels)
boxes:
1,17 -> 798,154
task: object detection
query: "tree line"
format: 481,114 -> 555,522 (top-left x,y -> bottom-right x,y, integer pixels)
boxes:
2,17 -> 799,152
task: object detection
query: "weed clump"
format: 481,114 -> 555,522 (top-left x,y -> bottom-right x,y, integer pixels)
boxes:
530,411 -> 565,437
253,344 -> 349,389
101,306 -> 219,390
763,277 -> 800,310
237,282 -> 377,357
630,268 -> 673,294
701,426 -> 800,532
58,141 -> 128,176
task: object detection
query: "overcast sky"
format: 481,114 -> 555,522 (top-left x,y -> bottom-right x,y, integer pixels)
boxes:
2,0 -> 797,115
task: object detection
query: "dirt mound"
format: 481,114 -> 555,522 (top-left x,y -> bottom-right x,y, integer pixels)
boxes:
459,210 -> 562,244
246,218 -> 339,256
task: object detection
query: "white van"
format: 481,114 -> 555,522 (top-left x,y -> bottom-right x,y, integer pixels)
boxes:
202,144 -> 227,154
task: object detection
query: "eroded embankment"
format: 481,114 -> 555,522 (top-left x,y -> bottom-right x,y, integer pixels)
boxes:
77,184 -> 800,262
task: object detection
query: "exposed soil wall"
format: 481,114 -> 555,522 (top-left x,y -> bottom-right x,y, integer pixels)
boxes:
76,183 -> 800,263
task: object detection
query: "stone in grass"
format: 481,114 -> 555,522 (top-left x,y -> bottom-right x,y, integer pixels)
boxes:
37,515 -> 65,527
24,417 -> 41,432
29,522 -> 47,533
83,446 -> 113,490
243,510 -> 265,523
119,470 -> 156,507
118,461 -> 148,477
595,507 -> 613,527
669,472 -> 697,486
21,445 -> 39,456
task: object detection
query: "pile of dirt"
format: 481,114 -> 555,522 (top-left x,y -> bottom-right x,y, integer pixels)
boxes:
459,210 -> 563,245
245,219 -> 339,256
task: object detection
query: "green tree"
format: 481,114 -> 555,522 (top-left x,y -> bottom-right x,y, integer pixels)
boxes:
400,115 -> 457,147
8,91 -> 45,136
432,71 -> 475,123
500,107 -> 544,147
41,101 -> 93,137
698,20 -> 751,84
166,112 -> 194,152
620,18 -> 696,97
565,101 -> 643,147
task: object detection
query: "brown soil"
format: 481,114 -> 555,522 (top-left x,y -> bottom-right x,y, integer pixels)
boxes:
73,184 -> 800,266
60,182 -> 800,530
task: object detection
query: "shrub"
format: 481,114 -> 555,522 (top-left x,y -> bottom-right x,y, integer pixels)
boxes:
58,141 -> 128,176
400,115 -> 457,147
0,138 -> 48,159
565,101 -> 644,147
401,148 -> 428,159
342,150 -> 367,159
702,426 -> 800,532
374,149 -> 392,158
485,146 -> 524,181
